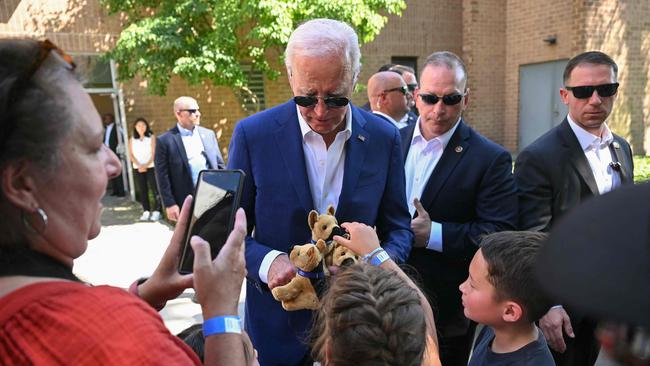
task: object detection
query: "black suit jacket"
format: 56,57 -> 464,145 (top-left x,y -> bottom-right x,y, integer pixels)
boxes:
515,118 -> 634,232
106,124 -> 118,153
401,120 -> 518,337
154,125 -> 225,208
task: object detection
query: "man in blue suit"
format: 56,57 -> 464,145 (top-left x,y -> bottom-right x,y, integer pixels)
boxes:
228,19 -> 413,366
400,51 -> 517,366
155,96 -> 225,221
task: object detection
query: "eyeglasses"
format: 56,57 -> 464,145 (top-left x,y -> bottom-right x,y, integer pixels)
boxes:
293,96 -> 350,108
407,83 -> 418,92
2,39 -> 76,149
565,83 -> 619,99
179,109 -> 199,115
383,86 -> 408,95
418,93 -> 465,106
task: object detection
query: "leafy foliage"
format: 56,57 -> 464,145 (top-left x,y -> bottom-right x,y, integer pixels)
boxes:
634,155 -> 650,183
101,0 -> 406,95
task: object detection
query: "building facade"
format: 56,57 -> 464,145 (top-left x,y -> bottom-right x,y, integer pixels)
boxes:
2,0 -> 649,161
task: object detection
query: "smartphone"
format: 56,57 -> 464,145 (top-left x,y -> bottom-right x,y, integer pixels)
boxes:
178,169 -> 245,274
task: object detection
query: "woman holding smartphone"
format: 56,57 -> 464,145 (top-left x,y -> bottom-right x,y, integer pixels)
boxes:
129,117 -> 162,221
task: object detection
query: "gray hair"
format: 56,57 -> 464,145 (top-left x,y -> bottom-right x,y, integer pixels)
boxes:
0,39 -> 76,244
285,19 -> 362,85
422,51 -> 468,91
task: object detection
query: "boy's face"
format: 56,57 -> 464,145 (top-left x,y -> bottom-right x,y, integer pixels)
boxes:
459,249 -> 506,324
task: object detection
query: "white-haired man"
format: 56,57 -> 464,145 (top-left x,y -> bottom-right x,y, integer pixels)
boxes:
228,19 -> 413,365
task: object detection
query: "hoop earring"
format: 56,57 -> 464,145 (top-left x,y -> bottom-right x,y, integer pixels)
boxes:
22,207 -> 48,235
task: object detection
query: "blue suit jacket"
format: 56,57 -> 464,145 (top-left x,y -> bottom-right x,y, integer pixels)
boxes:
400,120 -> 517,337
228,100 -> 413,365
154,125 -> 225,208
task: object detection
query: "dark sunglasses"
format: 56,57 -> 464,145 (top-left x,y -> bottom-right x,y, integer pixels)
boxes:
407,83 -> 418,92
383,86 -> 408,95
293,96 -> 350,108
419,93 -> 464,106
565,83 -> 619,99
179,109 -> 199,115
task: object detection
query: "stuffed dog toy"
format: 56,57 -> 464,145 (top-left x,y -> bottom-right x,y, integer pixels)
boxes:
307,205 -> 356,271
271,239 -> 328,311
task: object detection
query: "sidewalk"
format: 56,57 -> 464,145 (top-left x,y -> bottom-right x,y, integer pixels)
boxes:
74,194 -> 244,335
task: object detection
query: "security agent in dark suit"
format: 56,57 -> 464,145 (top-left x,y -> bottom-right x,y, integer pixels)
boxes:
155,96 -> 225,222
515,51 -> 634,366
103,113 -> 125,196
401,51 -> 517,366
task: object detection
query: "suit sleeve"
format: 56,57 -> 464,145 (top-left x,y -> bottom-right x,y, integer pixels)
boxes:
227,122 -> 278,286
514,148 -> 553,231
441,150 -> 517,259
375,128 -> 414,263
154,136 -> 176,208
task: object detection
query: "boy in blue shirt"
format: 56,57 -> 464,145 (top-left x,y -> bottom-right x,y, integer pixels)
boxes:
460,231 -> 555,365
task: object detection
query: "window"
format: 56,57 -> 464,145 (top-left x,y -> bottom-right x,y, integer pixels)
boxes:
239,64 -> 265,114
391,56 -> 418,74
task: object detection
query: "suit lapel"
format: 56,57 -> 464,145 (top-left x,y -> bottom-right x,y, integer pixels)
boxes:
558,120 -> 599,195
273,103 -> 314,213
337,107 -> 369,219
419,120 -> 470,211
170,126 -> 192,177
197,127 -> 217,169
401,124 -> 415,160
609,137 -> 633,184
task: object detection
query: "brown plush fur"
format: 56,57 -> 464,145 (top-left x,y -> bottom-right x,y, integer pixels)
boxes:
308,205 -> 359,270
271,239 -> 328,311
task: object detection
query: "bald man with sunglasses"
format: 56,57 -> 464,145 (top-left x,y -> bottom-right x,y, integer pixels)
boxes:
515,51 -> 634,366
400,51 -> 517,366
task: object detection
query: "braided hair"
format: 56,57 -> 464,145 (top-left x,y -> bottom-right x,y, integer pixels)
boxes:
312,264 -> 426,366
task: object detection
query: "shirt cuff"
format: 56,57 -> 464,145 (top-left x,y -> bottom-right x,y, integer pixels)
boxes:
426,221 -> 443,252
259,250 -> 285,284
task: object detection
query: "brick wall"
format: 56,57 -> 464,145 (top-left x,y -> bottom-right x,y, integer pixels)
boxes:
461,0 -> 507,144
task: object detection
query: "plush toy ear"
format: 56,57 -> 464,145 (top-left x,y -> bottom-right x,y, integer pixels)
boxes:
308,210 -> 318,229
316,239 -> 327,254
327,204 -> 335,216
307,247 -> 315,258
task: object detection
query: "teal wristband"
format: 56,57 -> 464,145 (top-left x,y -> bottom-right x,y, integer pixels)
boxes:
203,315 -> 242,336
369,249 -> 390,266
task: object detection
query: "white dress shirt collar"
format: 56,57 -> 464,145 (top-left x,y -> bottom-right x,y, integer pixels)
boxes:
177,123 -> 196,136
411,116 -> 461,148
567,115 -> 614,151
297,105 -> 353,139
373,111 -> 407,130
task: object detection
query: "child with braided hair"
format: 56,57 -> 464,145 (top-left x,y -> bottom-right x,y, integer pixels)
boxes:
312,222 -> 441,366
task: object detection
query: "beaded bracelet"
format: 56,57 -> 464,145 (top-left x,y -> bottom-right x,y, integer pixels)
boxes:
203,315 -> 242,337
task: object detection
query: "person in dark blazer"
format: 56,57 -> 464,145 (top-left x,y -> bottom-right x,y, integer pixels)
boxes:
228,19 -> 413,366
515,51 -> 633,366
155,96 -> 225,222
401,51 -> 517,366
103,113 -> 125,196
367,71 -> 411,129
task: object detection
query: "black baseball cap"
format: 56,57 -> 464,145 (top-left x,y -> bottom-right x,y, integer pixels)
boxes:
536,182 -> 650,327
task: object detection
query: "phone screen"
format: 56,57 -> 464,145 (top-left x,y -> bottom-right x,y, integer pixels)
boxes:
178,169 -> 245,274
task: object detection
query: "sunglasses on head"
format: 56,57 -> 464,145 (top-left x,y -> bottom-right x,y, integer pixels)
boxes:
383,86 -> 408,95
293,96 -> 350,108
180,109 -> 199,115
407,83 -> 418,92
565,83 -> 619,99
418,93 -> 464,106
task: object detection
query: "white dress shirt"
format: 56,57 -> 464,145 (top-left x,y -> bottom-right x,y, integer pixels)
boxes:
373,111 -> 407,129
177,123 -> 208,186
104,123 -> 114,146
259,106 -> 352,284
567,116 -> 620,194
404,117 -> 461,252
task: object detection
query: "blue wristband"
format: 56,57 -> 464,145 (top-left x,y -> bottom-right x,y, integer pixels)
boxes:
203,315 -> 242,337
362,247 -> 384,263
369,249 -> 390,266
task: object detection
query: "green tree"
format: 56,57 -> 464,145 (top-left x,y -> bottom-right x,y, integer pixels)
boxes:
102,0 -> 406,96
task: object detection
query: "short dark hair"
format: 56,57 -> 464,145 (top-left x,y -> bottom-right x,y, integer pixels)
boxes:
563,51 -> 618,84
132,117 -> 153,138
377,63 -> 396,72
480,231 -> 551,323
390,64 -> 416,75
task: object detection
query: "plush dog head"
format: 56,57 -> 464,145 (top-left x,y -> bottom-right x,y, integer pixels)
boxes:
331,243 -> 360,267
289,239 -> 328,272
308,205 -> 347,243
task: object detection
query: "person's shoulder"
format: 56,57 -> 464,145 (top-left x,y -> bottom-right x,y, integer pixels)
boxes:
461,121 -> 510,158
520,327 -> 555,365
519,122 -> 565,156
352,106 -> 400,139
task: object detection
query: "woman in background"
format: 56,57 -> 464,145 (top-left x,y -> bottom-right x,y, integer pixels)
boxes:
129,117 -> 161,221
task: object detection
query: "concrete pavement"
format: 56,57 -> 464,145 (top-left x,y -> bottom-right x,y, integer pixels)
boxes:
74,194 -> 244,335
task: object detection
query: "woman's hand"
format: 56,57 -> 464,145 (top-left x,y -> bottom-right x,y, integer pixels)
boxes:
333,222 -> 381,256
192,208 -> 247,318
138,196 -> 194,307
